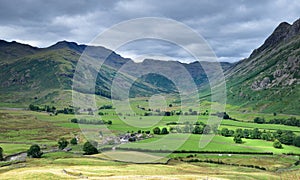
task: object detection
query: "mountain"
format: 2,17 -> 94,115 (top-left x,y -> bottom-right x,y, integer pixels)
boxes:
0,40 -> 178,106
0,39 -> 233,106
226,18 -> 300,114
0,40 -> 39,64
1,18 -> 299,114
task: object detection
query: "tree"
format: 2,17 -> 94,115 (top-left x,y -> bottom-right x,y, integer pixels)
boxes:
254,117 -> 265,124
243,129 -> 250,138
71,118 -> 78,123
27,144 -> 43,158
261,131 -> 273,141
183,124 -> 190,133
192,125 -> 203,134
83,141 -> 98,155
250,128 -> 261,139
293,136 -> 300,147
0,147 -> 3,161
161,127 -> 169,134
203,125 -> 211,134
233,135 -> 242,144
228,130 -> 235,136
235,128 -> 244,138
273,139 -> 282,149
278,131 -> 295,145
211,124 -> 218,134
153,127 -> 161,134
221,128 -> 230,136
70,138 -> 78,145
223,112 -> 230,119
58,138 -> 69,150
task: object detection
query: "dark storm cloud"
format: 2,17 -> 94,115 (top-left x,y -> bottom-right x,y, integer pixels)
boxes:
0,0 -> 299,62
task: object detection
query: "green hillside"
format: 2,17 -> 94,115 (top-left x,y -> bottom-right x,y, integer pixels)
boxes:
226,19 -> 300,114
0,41 -> 176,106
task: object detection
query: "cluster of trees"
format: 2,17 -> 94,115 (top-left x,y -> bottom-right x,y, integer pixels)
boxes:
153,122 -> 218,135
126,130 -> 151,134
29,104 -> 56,113
137,105 -> 210,117
215,112 -> 231,119
98,105 -> 113,110
70,118 -> 112,125
56,107 -> 75,114
254,117 -> 300,127
172,123 -> 218,134
220,127 -> 300,147
25,138 -> 98,158
153,127 -> 169,135
29,104 -> 76,115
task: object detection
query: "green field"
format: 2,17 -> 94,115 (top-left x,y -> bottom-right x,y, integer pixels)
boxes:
118,134 -> 300,154
0,100 -> 299,179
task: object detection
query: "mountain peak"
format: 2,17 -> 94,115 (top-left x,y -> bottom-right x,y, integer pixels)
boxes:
250,18 -> 300,58
49,40 -> 86,53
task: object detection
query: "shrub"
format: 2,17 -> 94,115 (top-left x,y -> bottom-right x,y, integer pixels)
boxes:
233,135 -> 242,144
273,139 -> 282,149
27,144 -> 43,158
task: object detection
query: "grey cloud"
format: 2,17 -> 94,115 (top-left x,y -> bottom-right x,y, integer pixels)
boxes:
0,0 -> 299,62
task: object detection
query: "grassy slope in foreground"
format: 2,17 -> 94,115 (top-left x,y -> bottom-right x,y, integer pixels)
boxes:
1,151 -> 298,180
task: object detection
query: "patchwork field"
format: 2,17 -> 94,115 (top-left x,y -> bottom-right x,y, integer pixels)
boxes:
0,100 -> 299,179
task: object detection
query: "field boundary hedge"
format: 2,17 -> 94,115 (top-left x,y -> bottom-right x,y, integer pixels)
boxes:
100,147 -> 273,155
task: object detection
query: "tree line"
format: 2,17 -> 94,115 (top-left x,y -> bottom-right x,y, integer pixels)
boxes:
220,127 -> 300,148
29,104 -> 77,115
70,118 -> 112,125
254,117 -> 300,127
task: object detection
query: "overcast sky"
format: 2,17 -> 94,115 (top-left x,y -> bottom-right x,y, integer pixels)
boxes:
0,0 -> 299,62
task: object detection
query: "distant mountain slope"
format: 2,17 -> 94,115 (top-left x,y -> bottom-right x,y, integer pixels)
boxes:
0,41 -> 178,105
0,40 -> 38,64
0,39 -> 233,105
226,18 -> 300,114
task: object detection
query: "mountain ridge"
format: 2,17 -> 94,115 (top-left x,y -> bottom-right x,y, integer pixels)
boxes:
0,18 -> 299,114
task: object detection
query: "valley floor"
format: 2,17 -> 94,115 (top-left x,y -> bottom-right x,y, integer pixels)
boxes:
0,104 -> 299,179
